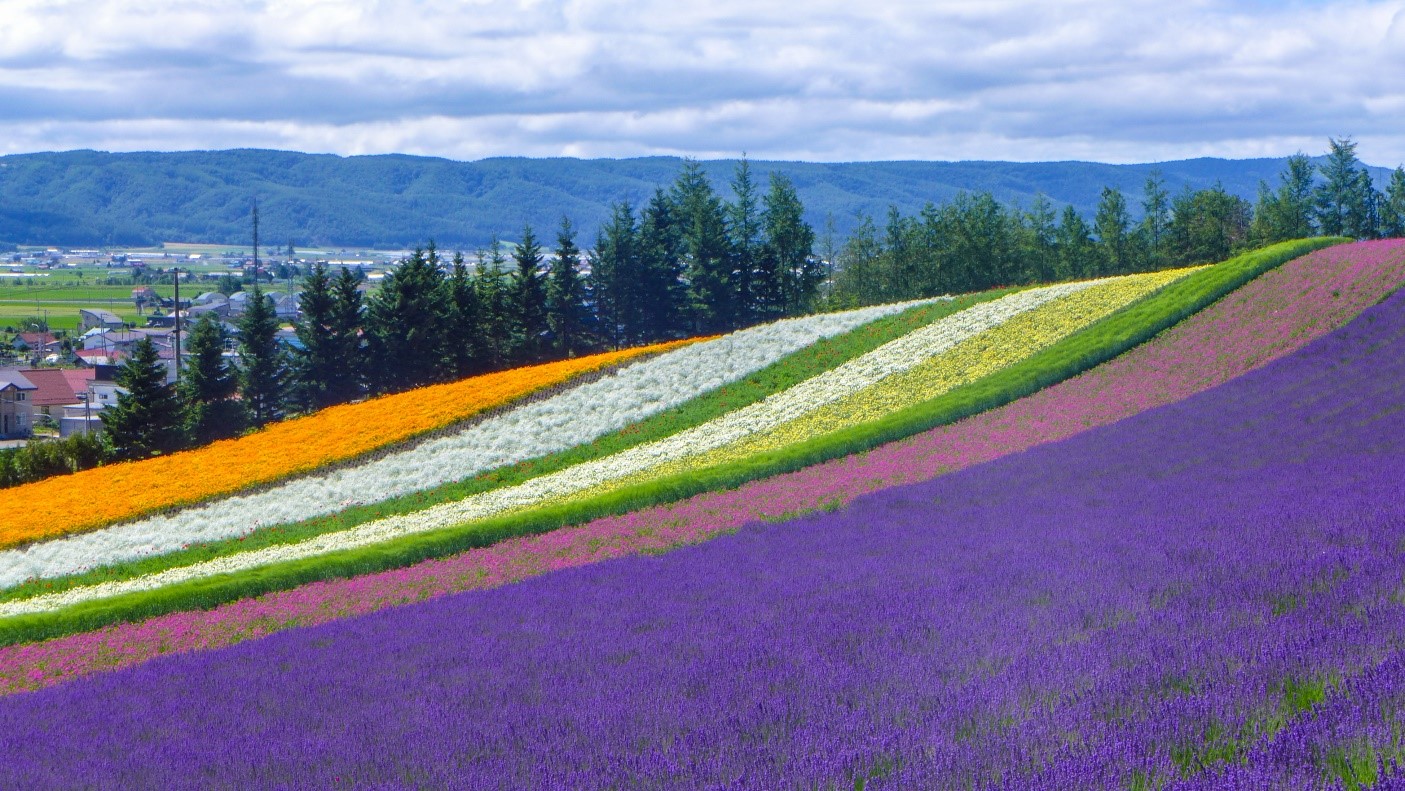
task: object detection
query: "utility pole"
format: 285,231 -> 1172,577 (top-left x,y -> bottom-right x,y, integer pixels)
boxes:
251,198 -> 261,285
172,266 -> 182,386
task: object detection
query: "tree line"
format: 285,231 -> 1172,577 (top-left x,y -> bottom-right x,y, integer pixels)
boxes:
4,139 -> 1402,486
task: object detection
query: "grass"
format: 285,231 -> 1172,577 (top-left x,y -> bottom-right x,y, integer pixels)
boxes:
0,239 -> 1344,645
0,291 -> 1010,604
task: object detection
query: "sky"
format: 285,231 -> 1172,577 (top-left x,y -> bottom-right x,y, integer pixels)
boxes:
1,0 -> 1403,166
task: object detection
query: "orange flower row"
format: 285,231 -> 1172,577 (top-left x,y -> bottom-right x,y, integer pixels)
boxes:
0,340 -> 698,550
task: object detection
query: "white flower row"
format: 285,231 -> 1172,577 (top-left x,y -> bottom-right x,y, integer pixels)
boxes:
0,281 -> 1098,614
0,297 -> 943,590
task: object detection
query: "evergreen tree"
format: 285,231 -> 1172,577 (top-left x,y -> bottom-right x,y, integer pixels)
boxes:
546,218 -> 592,357
1020,195 -> 1058,282
636,190 -> 688,341
1139,173 -> 1172,271
292,262 -> 340,410
1094,187 -> 1132,275
1055,205 -> 1095,281
1381,166 -> 1405,239
102,337 -> 184,459
1251,153 -> 1316,244
474,243 -> 512,368
829,214 -> 883,307
327,266 -> 365,402
1315,138 -> 1379,239
589,202 -> 640,348
509,225 -> 549,363
238,282 -> 286,424
365,245 -> 452,393
447,251 -> 482,376
672,161 -> 734,332
1169,186 -> 1252,265
760,172 -> 819,315
180,312 -> 246,443
728,157 -> 763,323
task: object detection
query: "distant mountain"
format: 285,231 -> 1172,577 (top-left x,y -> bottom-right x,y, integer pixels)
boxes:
0,149 -> 1395,250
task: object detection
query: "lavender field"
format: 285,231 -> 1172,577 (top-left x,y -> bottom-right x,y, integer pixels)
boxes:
3,288 -> 1405,788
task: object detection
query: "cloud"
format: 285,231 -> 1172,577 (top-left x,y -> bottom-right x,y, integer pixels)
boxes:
0,0 -> 1402,164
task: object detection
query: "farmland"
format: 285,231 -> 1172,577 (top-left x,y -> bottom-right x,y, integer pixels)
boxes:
0,238 -> 1402,788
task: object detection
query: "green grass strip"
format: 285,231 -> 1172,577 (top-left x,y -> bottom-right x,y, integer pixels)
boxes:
0,291 -> 1012,604
0,239 -> 1342,645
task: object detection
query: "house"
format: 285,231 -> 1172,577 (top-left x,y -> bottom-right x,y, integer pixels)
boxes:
15,368 -> 94,419
59,366 -> 123,438
78,308 -> 125,332
15,331 -> 63,356
0,370 -> 37,439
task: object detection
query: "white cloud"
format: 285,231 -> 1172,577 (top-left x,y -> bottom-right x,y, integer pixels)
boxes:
0,0 -> 1402,164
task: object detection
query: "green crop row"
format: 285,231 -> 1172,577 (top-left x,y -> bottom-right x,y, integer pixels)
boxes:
0,238 -> 1343,645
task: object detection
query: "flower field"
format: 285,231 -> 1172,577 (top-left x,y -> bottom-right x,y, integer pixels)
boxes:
0,270 -> 1186,617
2,268 -> 1403,788
0,338 -> 698,549
0,238 -> 1390,693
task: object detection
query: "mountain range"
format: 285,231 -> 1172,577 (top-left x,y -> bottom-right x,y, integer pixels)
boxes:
0,149 -> 1395,250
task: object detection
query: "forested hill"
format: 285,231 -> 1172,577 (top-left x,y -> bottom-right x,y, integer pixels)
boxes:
0,149 -> 1394,249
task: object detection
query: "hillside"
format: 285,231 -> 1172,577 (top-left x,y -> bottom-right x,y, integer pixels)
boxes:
1,240 -> 1404,787
1,149 -> 1394,248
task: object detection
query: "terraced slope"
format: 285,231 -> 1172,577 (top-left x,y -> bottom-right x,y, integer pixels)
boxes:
2,252 -> 1403,788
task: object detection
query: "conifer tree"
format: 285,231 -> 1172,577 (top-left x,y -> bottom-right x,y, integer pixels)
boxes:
447,251 -> 482,377
1251,154 -> 1316,245
636,190 -> 687,341
327,266 -> 365,402
1055,205 -> 1095,281
1381,166 -> 1405,239
760,171 -> 818,316
292,262 -> 340,410
474,242 -> 512,368
1094,187 -> 1132,275
102,337 -> 184,459
180,312 -> 246,443
546,218 -> 591,357
365,245 -> 451,393
1315,138 -> 1379,239
1020,194 -> 1058,282
589,202 -> 639,348
728,157 -> 762,323
672,161 -> 734,332
238,282 -> 287,425
1139,173 -> 1172,271
510,225 -> 549,363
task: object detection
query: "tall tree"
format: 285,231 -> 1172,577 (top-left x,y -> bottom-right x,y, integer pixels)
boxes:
238,282 -> 286,424
180,312 -> 246,443
1169,186 -> 1252,265
365,245 -> 452,393
1251,153 -> 1316,245
673,161 -> 734,332
292,262 -> 340,410
446,251 -> 482,377
728,157 -> 763,323
636,190 -> 688,341
1139,173 -> 1172,272
589,202 -> 640,349
1094,187 -> 1132,275
1055,205 -> 1096,281
829,214 -> 883,307
1381,166 -> 1405,239
1315,137 -> 1379,239
510,225 -> 549,363
102,337 -> 184,459
1019,195 -> 1058,282
761,171 -> 819,315
327,266 -> 366,402
474,242 -> 512,368
545,217 -> 592,357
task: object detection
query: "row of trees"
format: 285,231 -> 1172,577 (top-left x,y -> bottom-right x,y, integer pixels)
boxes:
828,138 -> 1405,305
11,139 -> 1405,477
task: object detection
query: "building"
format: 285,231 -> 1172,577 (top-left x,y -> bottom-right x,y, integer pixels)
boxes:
78,308 -> 126,332
0,370 -> 37,439
59,366 -> 122,438
15,368 -> 94,420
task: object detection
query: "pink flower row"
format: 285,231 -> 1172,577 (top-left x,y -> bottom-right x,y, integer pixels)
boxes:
3,239 -> 1403,695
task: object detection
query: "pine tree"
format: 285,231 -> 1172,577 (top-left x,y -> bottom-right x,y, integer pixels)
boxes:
1169,186 -> 1252,265
546,218 -> 592,357
1315,138 -> 1380,239
589,202 -> 639,349
1139,173 -> 1172,271
1020,194 -> 1058,282
327,266 -> 365,402
1251,154 -> 1316,245
510,225 -> 549,363
365,245 -> 451,393
1381,166 -> 1405,239
761,172 -> 818,316
474,243 -> 512,369
636,190 -> 687,341
447,251 -> 482,377
1094,187 -> 1132,275
238,282 -> 287,424
672,161 -> 734,332
728,157 -> 762,323
1055,205 -> 1096,280
180,312 -> 246,444
292,262 -> 340,410
102,337 -> 185,459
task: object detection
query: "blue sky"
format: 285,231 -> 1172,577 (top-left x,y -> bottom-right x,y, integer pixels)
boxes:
1,0 -> 1402,165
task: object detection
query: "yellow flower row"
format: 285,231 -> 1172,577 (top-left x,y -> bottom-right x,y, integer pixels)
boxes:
0,339 -> 697,550
584,268 -> 1197,497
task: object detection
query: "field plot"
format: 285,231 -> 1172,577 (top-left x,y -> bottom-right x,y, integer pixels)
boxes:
1,258 -> 1403,788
